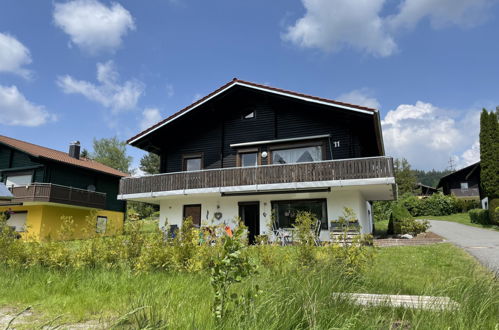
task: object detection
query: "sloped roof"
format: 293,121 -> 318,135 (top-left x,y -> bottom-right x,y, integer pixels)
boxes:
128,78 -> 378,145
436,162 -> 480,188
0,135 -> 128,177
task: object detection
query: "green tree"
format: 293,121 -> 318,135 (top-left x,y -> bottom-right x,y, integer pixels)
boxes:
80,148 -> 90,159
139,153 -> 160,175
480,109 -> 499,198
394,158 -> 417,195
91,137 -> 132,174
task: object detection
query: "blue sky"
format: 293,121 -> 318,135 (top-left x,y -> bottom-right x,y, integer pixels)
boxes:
1,0 -> 498,172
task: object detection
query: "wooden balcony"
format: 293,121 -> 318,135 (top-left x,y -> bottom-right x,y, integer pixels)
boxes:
120,156 -> 394,196
0,183 -> 107,209
450,188 -> 480,198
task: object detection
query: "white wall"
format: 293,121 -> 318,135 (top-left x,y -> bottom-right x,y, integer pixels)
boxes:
158,188 -> 370,240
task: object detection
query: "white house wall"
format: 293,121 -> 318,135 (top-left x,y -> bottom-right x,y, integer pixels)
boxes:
158,189 -> 371,241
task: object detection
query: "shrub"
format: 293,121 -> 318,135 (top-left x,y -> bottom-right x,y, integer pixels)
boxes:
469,209 -> 491,225
489,198 -> 499,225
293,211 -> 318,266
456,199 -> 481,213
387,203 -> 428,236
399,193 -> 459,217
372,201 -> 392,223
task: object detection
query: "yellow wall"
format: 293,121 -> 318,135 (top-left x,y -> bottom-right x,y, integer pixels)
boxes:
0,204 -> 124,241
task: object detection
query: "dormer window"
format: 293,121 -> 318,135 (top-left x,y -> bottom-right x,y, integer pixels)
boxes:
242,111 -> 255,119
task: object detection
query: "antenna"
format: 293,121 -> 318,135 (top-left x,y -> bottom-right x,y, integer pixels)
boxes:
448,157 -> 456,171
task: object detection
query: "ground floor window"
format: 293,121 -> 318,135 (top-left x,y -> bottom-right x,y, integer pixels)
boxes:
96,216 -> 108,234
271,199 -> 327,230
5,211 -> 27,232
183,204 -> 201,227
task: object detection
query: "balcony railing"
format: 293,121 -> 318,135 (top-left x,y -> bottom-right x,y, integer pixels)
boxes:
120,156 -> 394,196
0,183 -> 107,209
450,188 -> 479,197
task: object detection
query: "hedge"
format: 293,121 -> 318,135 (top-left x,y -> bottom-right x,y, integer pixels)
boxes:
489,198 -> 499,225
469,209 -> 490,225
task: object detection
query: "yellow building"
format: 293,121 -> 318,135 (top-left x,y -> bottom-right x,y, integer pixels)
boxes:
0,135 -> 128,241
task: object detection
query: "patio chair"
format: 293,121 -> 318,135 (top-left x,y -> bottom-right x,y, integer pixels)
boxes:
271,221 -> 291,246
313,220 -> 322,246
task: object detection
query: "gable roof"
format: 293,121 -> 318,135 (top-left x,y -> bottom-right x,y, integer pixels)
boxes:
436,162 -> 480,188
0,135 -> 128,178
127,78 -> 378,145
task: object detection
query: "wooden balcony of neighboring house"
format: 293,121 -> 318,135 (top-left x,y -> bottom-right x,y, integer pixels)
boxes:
450,188 -> 480,198
0,183 -> 107,209
119,156 -> 395,197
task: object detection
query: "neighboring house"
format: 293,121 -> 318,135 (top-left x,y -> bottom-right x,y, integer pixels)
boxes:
0,135 -> 128,240
118,79 -> 396,242
437,162 -> 481,200
415,183 -> 439,197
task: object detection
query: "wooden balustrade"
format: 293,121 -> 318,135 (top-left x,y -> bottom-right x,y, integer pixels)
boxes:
1,183 -> 106,209
120,157 -> 394,195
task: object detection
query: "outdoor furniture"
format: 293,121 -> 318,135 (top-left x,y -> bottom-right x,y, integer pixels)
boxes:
272,221 -> 292,246
313,219 -> 322,246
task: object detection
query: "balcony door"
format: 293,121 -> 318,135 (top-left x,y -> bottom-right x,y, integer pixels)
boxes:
239,202 -> 260,244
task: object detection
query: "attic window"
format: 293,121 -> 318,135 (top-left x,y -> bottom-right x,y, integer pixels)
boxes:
243,111 -> 255,119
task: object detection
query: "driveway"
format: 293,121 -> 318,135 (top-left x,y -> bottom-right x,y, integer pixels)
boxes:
428,220 -> 499,273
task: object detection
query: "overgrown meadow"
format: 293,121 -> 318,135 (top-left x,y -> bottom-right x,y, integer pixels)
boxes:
0,213 -> 498,329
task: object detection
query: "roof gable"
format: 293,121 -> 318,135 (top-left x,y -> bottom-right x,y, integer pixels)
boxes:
0,135 -> 128,177
128,78 -> 377,145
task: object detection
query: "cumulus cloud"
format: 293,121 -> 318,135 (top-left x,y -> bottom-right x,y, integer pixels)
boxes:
283,0 -> 494,56
53,0 -> 135,55
283,0 -> 396,56
337,89 -> 380,109
140,108 -> 162,130
382,101 -> 480,170
0,85 -> 56,126
0,33 -> 32,78
57,61 -> 144,113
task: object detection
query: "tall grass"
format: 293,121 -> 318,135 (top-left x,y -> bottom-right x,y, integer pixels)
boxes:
0,244 -> 497,329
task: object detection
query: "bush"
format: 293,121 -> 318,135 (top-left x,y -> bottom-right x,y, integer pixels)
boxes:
456,199 -> 480,213
399,193 -> 459,217
469,209 -> 491,225
489,198 -> 499,225
388,203 -> 429,236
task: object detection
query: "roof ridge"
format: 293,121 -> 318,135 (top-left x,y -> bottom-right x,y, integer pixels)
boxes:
0,135 -> 128,177
127,78 -> 377,144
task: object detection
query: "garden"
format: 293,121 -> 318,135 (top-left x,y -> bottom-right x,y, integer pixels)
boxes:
0,211 -> 498,329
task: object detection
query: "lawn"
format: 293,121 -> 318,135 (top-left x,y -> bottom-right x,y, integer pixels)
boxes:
0,243 -> 497,329
418,213 -> 499,231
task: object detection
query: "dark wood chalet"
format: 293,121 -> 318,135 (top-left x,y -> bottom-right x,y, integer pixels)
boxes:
120,79 -> 396,240
0,135 -> 127,211
437,162 -> 481,199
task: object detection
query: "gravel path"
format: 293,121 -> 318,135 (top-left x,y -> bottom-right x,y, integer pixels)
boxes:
428,220 -> 499,273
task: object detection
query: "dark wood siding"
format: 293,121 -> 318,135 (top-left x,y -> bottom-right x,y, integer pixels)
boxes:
0,144 -> 125,212
150,86 -> 381,174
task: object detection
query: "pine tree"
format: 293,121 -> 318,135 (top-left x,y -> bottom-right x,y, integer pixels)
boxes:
139,153 -> 160,175
480,109 -> 499,198
394,158 -> 417,195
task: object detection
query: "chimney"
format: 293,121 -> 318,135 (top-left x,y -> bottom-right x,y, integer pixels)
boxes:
69,141 -> 81,159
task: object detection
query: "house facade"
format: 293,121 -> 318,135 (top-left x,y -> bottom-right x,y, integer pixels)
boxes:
119,79 -> 396,241
437,162 -> 481,201
0,136 -> 128,241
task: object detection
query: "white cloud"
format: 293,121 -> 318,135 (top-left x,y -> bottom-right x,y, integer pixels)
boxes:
382,101 -> 480,170
0,33 -> 32,78
53,0 -> 135,55
57,61 -> 144,113
337,89 -> 380,109
459,140 -> 480,168
283,0 -> 494,57
283,0 -> 396,57
388,0 -> 494,30
0,85 -> 55,126
140,108 -> 162,130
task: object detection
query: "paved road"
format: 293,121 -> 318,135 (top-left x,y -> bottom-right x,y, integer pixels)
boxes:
428,220 -> 499,273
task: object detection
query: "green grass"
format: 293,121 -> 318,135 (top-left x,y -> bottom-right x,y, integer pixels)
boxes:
0,244 -> 497,329
419,213 -> 499,231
